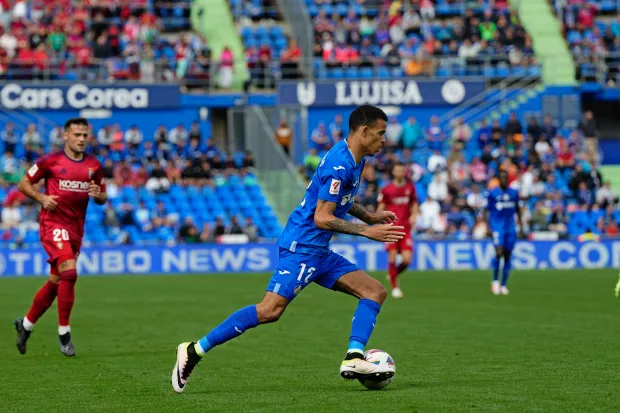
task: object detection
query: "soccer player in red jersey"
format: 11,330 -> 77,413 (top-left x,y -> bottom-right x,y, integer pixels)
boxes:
376,163 -> 418,299
14,118 -> 107,357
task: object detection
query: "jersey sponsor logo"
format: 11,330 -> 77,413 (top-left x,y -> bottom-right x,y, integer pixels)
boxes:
392,196 -> 410,205
58,179 -> 90,192
495,201 -> 515,211
330,179 -> 341,195
27,163 -> 38,177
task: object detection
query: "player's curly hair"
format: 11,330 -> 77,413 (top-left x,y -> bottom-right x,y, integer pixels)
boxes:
64,117 -> 89,130
348,105 -> 388,132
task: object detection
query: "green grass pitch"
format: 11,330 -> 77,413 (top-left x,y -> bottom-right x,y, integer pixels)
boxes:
0,270 -> 618,413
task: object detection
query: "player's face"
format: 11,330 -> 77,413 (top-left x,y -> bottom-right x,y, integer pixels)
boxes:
392,165 -> 406,182
64,124 -> 89,154
362,119 -> 387,156
499,172 -> 509,188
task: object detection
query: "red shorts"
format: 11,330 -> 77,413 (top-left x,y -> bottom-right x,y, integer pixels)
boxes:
40,223 -> 82,267
385,231 -> 413,253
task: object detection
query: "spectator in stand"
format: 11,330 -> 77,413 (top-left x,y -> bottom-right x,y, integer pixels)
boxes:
1,122 -> 18,153
200,223 -> 212,242
385,117 -> 403,149
49,126 -> 64,148
21,124 -> 41,149
219,46 -> 234,89
329,115 -> 344,142
470,156 -> 487,183
281,38 -> 301,79
427,149 -> 447,174
579,110 -> 599,163
1,199 -> 21,229
310,122 -> 331,151
530,201 -> 549,232
577,181 -> 594,206
596,181 -> 618,208
427,174 -> 448,202
504,112 -> 523,137
402,117 -> 423,149
244,217 -> 259,241
466,185 -> 486,211
451,117 -> 472,146
178,217 -> 200,243
303,148 -> 321,178
214,217 -> 226,237
168,124 -> 188,146
229,216 -> 244,235
275,120 -> 293,155
125,125 -> 143,147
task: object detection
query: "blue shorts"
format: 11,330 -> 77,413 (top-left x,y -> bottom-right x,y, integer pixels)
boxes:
266,248 -> 359,301
491,229 -> 516,251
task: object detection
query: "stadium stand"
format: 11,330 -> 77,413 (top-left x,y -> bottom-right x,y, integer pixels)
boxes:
301,109 -> 618,240
555,0 -> 620,83
0,0 -> 211,87
0,122 -> 282,247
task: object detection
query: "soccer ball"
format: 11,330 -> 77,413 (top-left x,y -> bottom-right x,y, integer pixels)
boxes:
358,349 -> 396,390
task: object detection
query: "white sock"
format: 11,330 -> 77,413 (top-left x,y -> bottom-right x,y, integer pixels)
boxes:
195,341 -> 207,356
58,325 -> 71,335
347,348 -> 364,355
23,317 -> 34,331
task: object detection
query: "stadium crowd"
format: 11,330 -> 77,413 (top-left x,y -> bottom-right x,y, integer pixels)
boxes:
309,0 -> 539,79
300,110 -> 619,240
556,0 -> 620,83
0,0 -> 221,87
0,120 -> 277,247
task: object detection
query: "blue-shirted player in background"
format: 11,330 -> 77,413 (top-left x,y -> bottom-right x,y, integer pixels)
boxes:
172,105 -> 406,393
486,170 -> 524,296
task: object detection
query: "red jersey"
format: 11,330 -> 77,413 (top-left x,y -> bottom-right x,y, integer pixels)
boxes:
377,181 -> 417,230
26,151 -> 105,238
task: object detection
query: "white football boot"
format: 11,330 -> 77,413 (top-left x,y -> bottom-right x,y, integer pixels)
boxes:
340,352 -> 394,382
391,287 -> 404,299
172,342 -> 202,393
491,281 -> 501,295
500,286 -> 510,295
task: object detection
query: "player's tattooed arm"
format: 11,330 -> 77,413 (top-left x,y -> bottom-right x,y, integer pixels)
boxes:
315,200 -> 368,235
348,202 -> 375,225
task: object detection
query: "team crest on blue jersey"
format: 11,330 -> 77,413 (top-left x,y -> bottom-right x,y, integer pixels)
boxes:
293,286 -> 302,295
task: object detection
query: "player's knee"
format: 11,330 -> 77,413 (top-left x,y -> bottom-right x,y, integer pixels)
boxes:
364,282 -> 387,305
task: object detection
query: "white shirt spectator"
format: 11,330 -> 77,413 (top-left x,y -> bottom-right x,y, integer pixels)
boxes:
458,41 -> 480,58
0,31 -> 17,58
125,128 -> 143,145
427,177 -> 448,201
534,140 -> 551,157
1,204 -> 22,228
467,191 -> 486,210
530,178 -> 546,197
1,154 -> 18,174
520,169 -> 535,198
49,127 -> 63,147
596,184 -> 617,205
427,153 -> 447,173
385,121 -> 403,146
409,163 -> 424,183
418,199 -> 441,230
22,130 -> 41,147
401,10 -> 421,31
12,0 -> 27,19
168,126 -> 188,145
420,0 -> 435,20
97,127 -> 113,146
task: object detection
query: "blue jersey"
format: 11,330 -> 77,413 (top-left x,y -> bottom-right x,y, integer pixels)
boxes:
486,186 -> 519,234
277,140 -> 365,255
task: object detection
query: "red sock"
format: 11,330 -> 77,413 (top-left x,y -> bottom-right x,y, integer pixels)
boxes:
388,262 -> 398,289
58,269 -> 78,328
26,281 -> 59,324
397,262 -> 409,274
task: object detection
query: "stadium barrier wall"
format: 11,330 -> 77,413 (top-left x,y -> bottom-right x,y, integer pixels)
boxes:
0,240 -> 617,277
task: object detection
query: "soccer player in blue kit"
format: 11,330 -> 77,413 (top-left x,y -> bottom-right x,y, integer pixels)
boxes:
172,105 -> 406,393
486,170 -> 523,296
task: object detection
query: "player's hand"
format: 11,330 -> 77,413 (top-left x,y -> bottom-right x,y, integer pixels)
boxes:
363,224 -> 406,243
88,181 -> 102,199
371,210 -> 397,224
41,195 -> 59,211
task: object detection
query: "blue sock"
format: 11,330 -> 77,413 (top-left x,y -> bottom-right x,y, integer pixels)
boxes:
492,256 -> 500,282
348,298 -> 381,353
501,256 -> 512,287
196,305 -> 259,355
